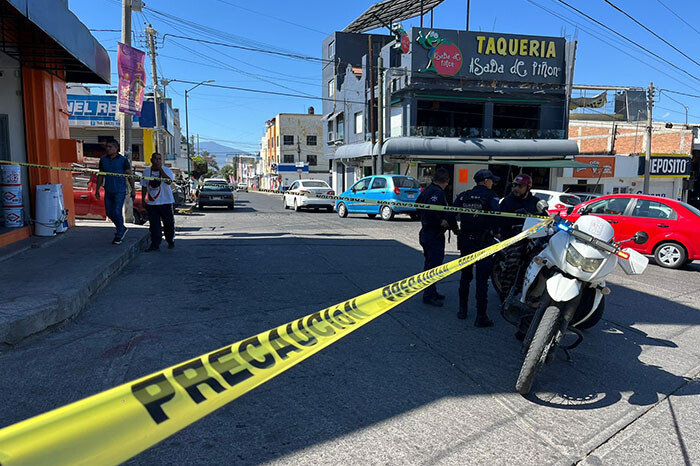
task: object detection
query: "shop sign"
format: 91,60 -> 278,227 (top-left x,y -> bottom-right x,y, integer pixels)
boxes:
412,28 -> 565,84
637,154 -> 691,178
574,156 -> 615,178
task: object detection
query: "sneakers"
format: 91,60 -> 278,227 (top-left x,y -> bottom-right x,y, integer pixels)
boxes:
474,316 -> 494,328
422,296 -> 444,307
112,228 -> 128,245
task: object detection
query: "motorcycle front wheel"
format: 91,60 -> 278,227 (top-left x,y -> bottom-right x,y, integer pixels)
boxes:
516,305 -> 561,395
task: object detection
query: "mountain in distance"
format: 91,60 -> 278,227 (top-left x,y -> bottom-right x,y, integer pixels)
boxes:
197,141 -> 254,166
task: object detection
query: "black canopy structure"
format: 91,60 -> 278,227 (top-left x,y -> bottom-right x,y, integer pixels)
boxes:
343,0 -> 446,33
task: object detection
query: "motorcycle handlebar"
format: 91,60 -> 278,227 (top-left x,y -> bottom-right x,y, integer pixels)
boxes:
553,215 -> 619,255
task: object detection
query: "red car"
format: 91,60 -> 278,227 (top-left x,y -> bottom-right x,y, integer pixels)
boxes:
567,194 -> 700,269
72,172 -> 147,225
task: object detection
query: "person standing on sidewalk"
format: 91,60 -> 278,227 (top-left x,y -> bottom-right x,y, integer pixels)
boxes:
416,168 -> 458,307
142,152 -> 175,252
95,139 -> 134,245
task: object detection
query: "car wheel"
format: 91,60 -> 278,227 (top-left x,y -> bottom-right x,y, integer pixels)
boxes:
367,213 -> 377,219
380,205 -> 394,221
654,242 -> 687,269
228,203 -> 234,210
293,199 -> 301,212
337,202 -> 348,218
283,197 -> 288,209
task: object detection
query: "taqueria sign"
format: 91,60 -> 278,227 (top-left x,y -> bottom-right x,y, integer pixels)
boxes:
410,28 -> 566,85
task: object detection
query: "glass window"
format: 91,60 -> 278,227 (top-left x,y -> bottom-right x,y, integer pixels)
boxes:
307,154 -> 317,166
289,181 -> 299,191
283,135 -> 294,145
392,176 -> 420,188
631,199 -> 676,220
354,112 -> 363,134
588,197 -> 630,215
534,192 -> 553,202
328,40 -> 335,58
306,135 -> 317,146
560,194 -> 583,206
352,178 -> 371,191
327,120 -> 334,143
301,181 -> 330,188
328,79 -> 335,98
72,172 -> 90,189
337,114 -> 344,141
283,154 -> 294,163
370,177 -> 387,189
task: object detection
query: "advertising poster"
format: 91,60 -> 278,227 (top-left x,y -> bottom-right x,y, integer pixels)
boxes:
117,42 -> 146,116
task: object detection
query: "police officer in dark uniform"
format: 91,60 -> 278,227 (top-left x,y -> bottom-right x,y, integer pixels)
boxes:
416,168 -> 457,307
497,173 -> 541,302
451,169 -> 501,327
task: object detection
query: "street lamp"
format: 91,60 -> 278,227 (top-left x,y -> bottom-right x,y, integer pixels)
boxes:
185,79 -> 215,178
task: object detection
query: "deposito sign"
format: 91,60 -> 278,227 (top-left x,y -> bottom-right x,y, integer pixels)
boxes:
0,220 -> 549,466
637,154 -> 692,178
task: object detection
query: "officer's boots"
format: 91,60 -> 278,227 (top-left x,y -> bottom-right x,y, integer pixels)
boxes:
457,287 -> 468,319
474,302 -> 494,328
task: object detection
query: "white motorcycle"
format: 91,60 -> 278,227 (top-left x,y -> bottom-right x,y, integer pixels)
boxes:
507,214 -> 649,395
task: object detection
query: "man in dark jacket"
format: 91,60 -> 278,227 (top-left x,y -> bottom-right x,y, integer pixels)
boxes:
452,169 -> 500,327
497,174 -> 541,304
416,168 -> 457,307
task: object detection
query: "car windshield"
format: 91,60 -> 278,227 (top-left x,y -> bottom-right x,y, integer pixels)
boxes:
681,201 -> 700,218
202,184 -> 231,191
392,176 -> 420,188
301,181 -> 329,188
560,194 -> 583,206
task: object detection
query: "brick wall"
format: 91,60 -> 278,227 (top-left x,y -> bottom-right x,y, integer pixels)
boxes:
569,121 -> 693,156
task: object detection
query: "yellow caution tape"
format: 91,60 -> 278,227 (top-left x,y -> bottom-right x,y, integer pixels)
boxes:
0,219 -> 550,466
0,160 -> 185,185
257,188 -> 550,220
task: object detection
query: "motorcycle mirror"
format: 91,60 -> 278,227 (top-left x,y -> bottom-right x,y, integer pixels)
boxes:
536,199 -> 549,213
633,231 -> 649,245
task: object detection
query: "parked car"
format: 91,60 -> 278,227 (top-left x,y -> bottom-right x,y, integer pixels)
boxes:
236,182 -> 249,192
569,192 -> 602,203
72,172 -> 148,224
283,179 -> 335,212
197,182 -> 235,210
531,189 -> 583,216
567,194 -> 700,269
336,175 -> 421,221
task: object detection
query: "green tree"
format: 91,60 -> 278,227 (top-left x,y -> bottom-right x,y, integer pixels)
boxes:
220,164 -> 235,180
192,155 -> 208,179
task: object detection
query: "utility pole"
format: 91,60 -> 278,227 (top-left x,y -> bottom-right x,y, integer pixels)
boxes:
120,0 -> 134,222
368,35 -> 376,175
377,56 -> 384,175
643,81 -> 654,194
145,24 -> 163,154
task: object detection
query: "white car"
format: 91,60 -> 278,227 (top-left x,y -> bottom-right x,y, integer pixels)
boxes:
283,179 -> 335,212
531,189 -> 583,216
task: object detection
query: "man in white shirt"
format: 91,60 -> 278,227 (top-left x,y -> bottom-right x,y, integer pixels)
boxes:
142,152 -> 175,251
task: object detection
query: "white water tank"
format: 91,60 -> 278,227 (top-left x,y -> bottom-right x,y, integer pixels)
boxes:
35,184 -> 67,237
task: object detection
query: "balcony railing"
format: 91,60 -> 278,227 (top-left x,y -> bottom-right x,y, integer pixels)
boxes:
492,128 -> 565,139
410,126 -> 484,138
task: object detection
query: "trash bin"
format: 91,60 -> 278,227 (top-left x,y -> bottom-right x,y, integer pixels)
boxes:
35,184 -> 67,237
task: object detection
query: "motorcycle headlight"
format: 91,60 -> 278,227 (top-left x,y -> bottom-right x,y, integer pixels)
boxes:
566,244 -> 603,273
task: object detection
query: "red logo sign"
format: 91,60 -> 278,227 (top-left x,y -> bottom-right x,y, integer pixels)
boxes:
432,43 -> 462,77
401,33 -> 410,54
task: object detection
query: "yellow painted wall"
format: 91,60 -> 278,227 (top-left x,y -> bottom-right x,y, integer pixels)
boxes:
143,129 -> 154,165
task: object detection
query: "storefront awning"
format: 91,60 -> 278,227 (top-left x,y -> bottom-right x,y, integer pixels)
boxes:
329,137 -> 579,161
415,159 -> 593,168
1,0 -> 110,83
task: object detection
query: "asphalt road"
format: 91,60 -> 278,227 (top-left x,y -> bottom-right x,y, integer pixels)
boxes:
1,192 -> 699,465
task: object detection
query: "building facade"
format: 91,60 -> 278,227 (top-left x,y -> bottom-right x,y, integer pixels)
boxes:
0,0 -> 109,247
260,110 -> 326,190
322,27 -> 579,199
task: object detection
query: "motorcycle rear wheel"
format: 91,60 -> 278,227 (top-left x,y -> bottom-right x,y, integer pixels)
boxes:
516,305 -> 561,395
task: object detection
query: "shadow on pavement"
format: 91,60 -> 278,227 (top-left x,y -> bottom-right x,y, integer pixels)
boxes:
1,233 -> 698,465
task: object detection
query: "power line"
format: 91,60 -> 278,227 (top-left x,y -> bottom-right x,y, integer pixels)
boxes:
655,0 -> 700,37
526,0 -> 700,93
213,0 -> 329,36
659,89 -> 700,99
553,0 -> 700,83
603,0 -> 700,68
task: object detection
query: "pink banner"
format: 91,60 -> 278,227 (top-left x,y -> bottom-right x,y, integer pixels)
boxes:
117,42 -> 146,116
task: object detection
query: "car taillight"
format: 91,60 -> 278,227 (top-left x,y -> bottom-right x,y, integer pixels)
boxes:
393,187 -> 401,195
327,190 -> 335,195
555,203 -> 566,210
420,187 -> 424,193
300,190 -> 311,194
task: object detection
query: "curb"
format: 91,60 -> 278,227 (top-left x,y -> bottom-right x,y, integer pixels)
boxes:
0,230 -> 149,346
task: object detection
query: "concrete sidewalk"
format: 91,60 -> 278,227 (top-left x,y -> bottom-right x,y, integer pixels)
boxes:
0,220 -> 148,345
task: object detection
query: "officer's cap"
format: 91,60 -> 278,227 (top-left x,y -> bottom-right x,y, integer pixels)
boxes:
474,169 -> 500,183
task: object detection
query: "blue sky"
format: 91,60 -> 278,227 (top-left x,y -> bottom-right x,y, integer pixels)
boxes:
74,0 -> 700,151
